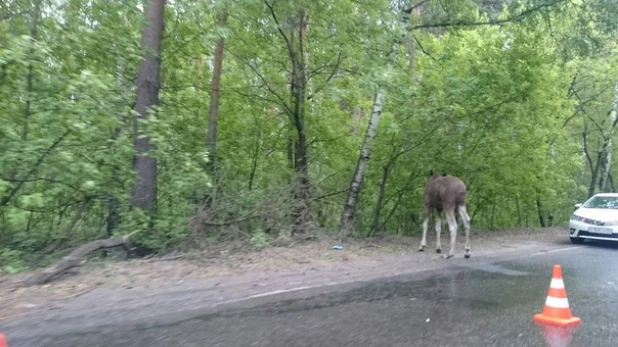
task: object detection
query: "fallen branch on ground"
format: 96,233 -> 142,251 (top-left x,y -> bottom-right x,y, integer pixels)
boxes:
59,288 -> 95,300
24,230 -> 140,286
141,254 -> 186,263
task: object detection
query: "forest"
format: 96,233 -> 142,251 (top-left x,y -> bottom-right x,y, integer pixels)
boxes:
1,0 -> 617,272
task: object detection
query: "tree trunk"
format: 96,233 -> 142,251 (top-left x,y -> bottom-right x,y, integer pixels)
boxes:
515,197 -> 521,228
107,195 -> 119,236
288,9 -> 312,233
291,125 -> 311,231
582,130 -> 596,198
599,158 -> 608,192
339,92 -> 384,236
403,5 -> 420,73
370,161 -> 392,236
9,0 -> 42,182
536,196 -> 546,227
248,129 -> 261,190
588,152 -> 603,198
23,0 -> 41,141
130,0 -> 166,213
107,122 -> 122,237
490,202 -> 496,229
377,167 -> 417,233
601,105 -> 618,192
207,6 -> 228,174
287,134 -> 294,170
601,151 -> 612,192
338,2 -> 418,236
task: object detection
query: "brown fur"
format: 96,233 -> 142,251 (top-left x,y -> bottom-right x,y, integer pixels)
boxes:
418,171 -> 471,259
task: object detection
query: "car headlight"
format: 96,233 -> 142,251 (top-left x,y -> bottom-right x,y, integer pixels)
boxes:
570,215 -> 605,225
570,215 -> 584,222
604,220 -> 618,226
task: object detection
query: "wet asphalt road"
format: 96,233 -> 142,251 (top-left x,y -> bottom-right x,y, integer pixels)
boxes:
4,241 -> 618,347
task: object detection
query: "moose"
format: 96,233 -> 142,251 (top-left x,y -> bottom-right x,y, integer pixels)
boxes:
418,171 -> 471,259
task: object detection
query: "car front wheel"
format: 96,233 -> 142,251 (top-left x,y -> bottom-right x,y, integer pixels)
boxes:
570,237 -> 585,244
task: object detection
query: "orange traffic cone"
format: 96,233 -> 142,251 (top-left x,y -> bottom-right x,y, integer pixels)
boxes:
0,333 -> 7,347
533,264 -> 582,327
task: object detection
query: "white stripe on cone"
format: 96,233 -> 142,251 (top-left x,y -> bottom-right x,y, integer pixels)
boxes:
545,296 -> 570,309
550,278 -> 565,289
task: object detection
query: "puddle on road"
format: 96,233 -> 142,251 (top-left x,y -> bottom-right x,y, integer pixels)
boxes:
462,263 -> 529,276
181,266 -> 544,322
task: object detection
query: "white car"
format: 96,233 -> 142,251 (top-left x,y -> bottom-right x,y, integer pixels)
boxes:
569,193 -> 618,244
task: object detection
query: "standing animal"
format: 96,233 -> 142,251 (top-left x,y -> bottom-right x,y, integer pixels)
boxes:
418,171 -> 471,259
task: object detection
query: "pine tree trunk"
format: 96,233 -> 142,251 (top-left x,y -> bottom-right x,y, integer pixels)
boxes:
207,6 -> 228,174
130,0 -> 166,213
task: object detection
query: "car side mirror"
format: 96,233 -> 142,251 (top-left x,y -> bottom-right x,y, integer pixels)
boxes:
574,203 -> 582,211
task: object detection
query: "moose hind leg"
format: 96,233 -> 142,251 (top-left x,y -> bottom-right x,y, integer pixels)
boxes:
458,204 -> 471,258
418,208 -> 430,252
435,213 -> 442,253
442,208 -> 458,259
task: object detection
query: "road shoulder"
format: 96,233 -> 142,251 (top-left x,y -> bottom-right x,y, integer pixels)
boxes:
0,227 -> 571,325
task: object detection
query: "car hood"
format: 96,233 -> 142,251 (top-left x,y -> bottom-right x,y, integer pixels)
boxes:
575,207 -> 618,221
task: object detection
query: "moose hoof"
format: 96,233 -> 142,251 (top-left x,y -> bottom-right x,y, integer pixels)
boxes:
464,254 -> 471,259
418,247 -> 425,252
436,249 -> 442,254
441,254 -> 454,259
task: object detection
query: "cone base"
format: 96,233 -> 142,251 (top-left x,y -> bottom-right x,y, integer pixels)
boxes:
533,313 -> 582,327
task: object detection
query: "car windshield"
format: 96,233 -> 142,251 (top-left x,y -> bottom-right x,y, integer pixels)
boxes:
583,196 -> 618,209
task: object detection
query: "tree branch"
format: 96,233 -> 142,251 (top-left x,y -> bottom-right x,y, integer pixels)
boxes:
378,166 -> 419,231
586,112 -> 607,139
409,0 -> 567,31
312,188 -> 348,202
0,10 -> 27,21
225,47 -> 294,115
263,0 -> 292,51
231,89 -> 288,109
1,130 -> 71,207
411,35 -> 436,59
565,85 -> 615,128
0,176 -> 82,192
40,196 -> 93,256
310,51 -> 343,97
24,230 -> 140,286
566,73 -> 578,98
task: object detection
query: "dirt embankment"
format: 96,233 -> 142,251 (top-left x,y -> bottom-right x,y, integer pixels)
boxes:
0,227 -> 570,321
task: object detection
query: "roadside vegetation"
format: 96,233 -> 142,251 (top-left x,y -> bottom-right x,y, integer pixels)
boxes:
1,0 -> 617,273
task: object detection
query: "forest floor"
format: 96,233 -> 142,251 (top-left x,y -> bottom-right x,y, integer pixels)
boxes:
0,226 -> 570,323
